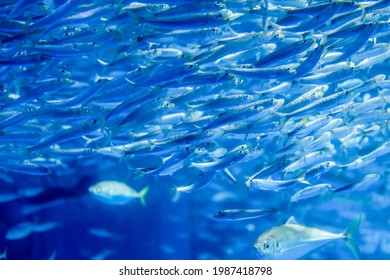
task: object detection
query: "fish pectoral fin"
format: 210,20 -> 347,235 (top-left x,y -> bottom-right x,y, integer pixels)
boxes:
286,216 -> 300,225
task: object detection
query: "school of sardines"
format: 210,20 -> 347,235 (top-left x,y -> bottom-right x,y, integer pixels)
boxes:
0,0 -> 390,260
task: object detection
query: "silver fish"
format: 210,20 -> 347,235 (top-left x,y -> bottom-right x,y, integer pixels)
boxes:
254,216 -> 361,259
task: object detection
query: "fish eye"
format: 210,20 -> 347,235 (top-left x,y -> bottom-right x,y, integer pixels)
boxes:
263,243 -> 270,250
212,28 -> 216,32
92,119 -> 98,124
216,211 -> 224,217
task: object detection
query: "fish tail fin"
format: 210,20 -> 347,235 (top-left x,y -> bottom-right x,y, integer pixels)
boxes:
326,185 -> 334,200
222,168 -> 237,184
343,216 -> 361,260
297,178 -> 311,185
138,186 -> 150,207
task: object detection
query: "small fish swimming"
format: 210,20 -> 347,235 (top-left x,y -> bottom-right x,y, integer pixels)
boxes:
254,216 -> 361,259
332,174 -> 380,194
290,183 -> 333,204
213,208 -> 278,221
89,181 -> 149,206
246,177 -> 310,192
5,221 -> 60,240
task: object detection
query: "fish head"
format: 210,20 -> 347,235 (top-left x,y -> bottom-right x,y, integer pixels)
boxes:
254,237 -> 279,259
162,101 -> 175,110
223,73 -> 240,86
207,27 -> 223,39
183,63 -> 199,73
213,210 -> 227,219
326,161 -> 337,169
89,184 -> 105,196
244,179 -> 253,188
311,91 -> 324,100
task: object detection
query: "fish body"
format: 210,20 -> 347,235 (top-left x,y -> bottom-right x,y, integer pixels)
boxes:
6,221 -> 60,240
192,145 -> 249,171
144,9 -> 243,29
247,154 -> 298,182
89,181 -> 149,206
214,208 -> 278,221
290,184 -> 333,204
246,177 -> 310,191
300,66 -> 359,84
303,161 -> 336,180
28,119 -> 103,153
138,27 -> 222,44
229,66 -> 296,79
254,39 -> 314,67
340,142 -> 390,170
254,216 -> 361,259
278,90 -> 356,118
283,150 -> 331,175
176,171 -> 215,193
333,174 -> 380,194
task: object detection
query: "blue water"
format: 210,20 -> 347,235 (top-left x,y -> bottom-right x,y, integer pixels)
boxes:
0,0 -> 390,260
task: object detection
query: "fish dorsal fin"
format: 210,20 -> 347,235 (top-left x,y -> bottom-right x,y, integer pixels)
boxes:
286,216 -> 300,225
